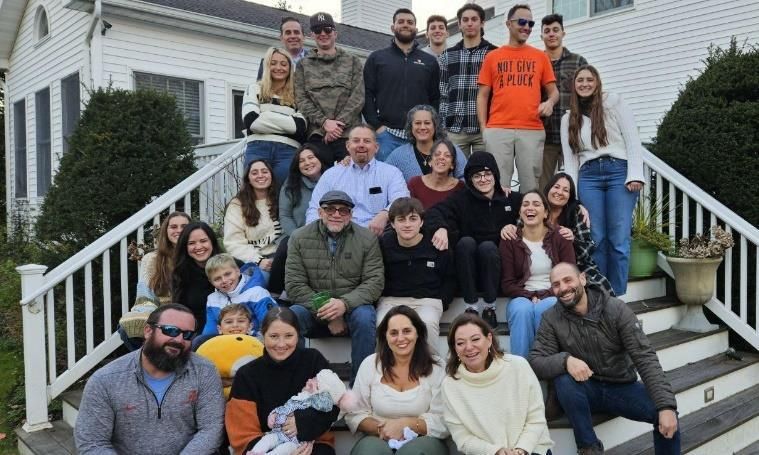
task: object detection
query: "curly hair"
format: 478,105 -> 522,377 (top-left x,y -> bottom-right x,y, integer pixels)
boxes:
404,104 -> 447,145
233,159 -> 279,227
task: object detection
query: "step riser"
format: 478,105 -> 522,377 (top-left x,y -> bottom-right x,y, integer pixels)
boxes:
686,415 -> 759,454
657,331 -> 728,371
440,278 -> 668,324
62,401 -> 77,429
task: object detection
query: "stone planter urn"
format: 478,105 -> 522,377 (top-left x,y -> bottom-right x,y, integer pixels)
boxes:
666,256 -> 722,333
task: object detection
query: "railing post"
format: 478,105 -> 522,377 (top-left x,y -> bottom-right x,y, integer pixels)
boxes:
17,264 -> 53,432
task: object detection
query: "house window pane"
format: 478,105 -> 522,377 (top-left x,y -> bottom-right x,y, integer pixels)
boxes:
14,101 -> 27,198
36,88 -> 52,196
553,0 -> 587,20
61,73 -> 80,154
233,90 -> 245,139
134,72 -> 204,145
592,0 -> 633,15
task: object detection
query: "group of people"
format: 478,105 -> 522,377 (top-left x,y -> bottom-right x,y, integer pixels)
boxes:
76,3 -> 677,455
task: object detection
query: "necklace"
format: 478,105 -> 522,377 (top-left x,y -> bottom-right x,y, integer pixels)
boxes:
415,146 -> 431,169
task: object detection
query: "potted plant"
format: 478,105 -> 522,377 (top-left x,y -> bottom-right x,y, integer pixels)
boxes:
630,197 -> 672,278
666,225 -> 734,333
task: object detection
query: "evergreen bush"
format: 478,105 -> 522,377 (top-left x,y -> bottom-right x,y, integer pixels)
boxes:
652,38 -> 759,226
35,86 -> 196,249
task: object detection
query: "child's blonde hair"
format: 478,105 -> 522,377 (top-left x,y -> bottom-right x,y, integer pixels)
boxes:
218,303 -> 252,324
205,253 -> 239,278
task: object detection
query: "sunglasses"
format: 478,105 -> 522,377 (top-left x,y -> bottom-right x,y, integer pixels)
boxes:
150,323 -> 195,340
311,26 -> 335,35
321,205 -> 352,216
511,18 -> 536,28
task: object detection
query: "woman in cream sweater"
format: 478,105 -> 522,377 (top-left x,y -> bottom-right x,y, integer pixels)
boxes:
442,313 -> 552,455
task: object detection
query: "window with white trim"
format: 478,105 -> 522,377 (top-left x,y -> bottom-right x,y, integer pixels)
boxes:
34,6 -> 50,43
61,72 -> 81,154
36,87 -> 52,196
14,100 -> 28,198
232,89 -> 245,139
553,0 -> 633,20
133,72 -> 204,145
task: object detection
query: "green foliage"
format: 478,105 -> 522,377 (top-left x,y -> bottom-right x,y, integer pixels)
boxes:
35,86 -> 196,251
652,38 -> 759,226
631,196 -> 673,252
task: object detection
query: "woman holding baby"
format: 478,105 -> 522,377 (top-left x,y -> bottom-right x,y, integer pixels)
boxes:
346,305 -> 449,454
226,307 -> 339,455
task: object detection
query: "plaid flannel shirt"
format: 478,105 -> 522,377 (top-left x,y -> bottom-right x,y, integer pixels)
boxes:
544,47 -> 588,144
570,205 -> 614,294
438,39 -> 498,134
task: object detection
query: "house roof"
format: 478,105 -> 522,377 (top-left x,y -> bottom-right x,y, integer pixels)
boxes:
0,0 -> 27,70
138,0 -> 392,52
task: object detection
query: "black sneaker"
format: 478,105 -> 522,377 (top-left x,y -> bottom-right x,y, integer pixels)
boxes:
482,307 -> 498,329
464,306 -> 479,316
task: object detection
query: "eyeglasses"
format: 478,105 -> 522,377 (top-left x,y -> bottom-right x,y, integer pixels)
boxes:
321,205 -> 352,216
510,18 -> 535,28
150,323 -> 195,340
311,26 -> 334,35
472,171 -> 494,181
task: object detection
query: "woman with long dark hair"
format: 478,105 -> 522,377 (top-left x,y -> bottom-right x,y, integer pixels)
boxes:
561,64 -> 644,296
441,313 -> 552,455
346,305 -> 448,454
279,144 -> 328,236
544,172 -> 613,294
172,222 -> 223,329
242,47 -> 307,186
224,159 -> 282,286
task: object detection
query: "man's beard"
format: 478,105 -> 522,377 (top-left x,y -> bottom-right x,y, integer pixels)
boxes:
394,29 -> 415,44
143,335 -> 190,372
558,284 -> 585,310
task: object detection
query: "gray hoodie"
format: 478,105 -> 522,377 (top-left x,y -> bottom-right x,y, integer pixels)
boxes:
75,349 -> 225,454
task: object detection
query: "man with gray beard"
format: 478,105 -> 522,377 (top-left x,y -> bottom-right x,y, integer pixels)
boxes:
528,263 -> 679,455
76,304 -> 225,454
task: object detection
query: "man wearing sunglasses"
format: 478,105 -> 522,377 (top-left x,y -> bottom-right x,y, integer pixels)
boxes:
76,304 -> 225,454
295,12 -> 365,165
286,190 -> 385,383
478,3 -> 559,193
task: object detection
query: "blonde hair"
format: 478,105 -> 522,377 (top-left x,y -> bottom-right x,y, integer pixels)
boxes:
205,253 -> 239,278
259,47 -> 296,107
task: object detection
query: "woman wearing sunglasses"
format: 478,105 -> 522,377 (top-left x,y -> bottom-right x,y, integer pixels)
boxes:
227,307 -> 340,455
561,65 -> 645,296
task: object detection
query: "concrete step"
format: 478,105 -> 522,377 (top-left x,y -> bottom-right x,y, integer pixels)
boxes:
607,383 -> 759,455
16,420 -> 75,455
735,438 -> 759,455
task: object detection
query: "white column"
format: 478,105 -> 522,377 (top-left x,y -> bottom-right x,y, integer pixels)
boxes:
17,264 -> 53,432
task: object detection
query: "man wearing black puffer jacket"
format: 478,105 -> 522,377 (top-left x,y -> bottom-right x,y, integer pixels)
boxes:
425,151 -> 521,328
363,8 -> 440,162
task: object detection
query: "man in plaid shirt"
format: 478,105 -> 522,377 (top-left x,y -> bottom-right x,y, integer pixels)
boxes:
539,13 -> 588,190
439,3 -> 497,157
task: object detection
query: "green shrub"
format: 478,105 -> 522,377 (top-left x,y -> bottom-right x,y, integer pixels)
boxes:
652,38 -> 759,226
35,86 -> 196,251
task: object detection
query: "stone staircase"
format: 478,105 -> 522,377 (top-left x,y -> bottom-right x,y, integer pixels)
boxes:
17,275 -> 759,454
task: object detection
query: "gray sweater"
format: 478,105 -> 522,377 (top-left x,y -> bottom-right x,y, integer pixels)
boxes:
279,176 -> 317,236
75,350 -> 225,454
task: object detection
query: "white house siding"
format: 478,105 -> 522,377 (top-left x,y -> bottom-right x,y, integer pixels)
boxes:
341,0 -> 411,34
476,0 -> 759,142
99,15 -> 270,144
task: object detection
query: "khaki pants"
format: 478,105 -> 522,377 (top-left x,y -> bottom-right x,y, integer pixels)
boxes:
447,131 -> 485,158
483,128 -> 545,192
376,297 -> 443,354
540,142 -> 563,191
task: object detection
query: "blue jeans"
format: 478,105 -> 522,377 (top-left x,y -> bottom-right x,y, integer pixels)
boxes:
553,374 -> 681,454
376,130 -> 406,162
244,141 -> 297,190
506,296 -> 556,357
290,303 -> 376,382
578,157 -> 639,296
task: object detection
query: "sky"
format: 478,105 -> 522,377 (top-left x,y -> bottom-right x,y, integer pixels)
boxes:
249,0 -> 461,24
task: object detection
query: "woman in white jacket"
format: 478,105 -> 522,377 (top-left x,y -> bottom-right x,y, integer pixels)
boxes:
242,47 -> 308,187
561,65 -> 645,296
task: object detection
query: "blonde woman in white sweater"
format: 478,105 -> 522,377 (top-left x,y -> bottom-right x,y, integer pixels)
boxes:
442,313 -> 552,455
224,159 -> 282,287
242,47 -> 307,187
560,65 -> 645,297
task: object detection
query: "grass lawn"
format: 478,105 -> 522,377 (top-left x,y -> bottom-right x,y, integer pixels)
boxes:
0,344 -> 24,454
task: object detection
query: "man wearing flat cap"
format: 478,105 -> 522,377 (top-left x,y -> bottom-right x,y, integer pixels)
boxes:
295,12 -> 365,165
286,189 -> 384,382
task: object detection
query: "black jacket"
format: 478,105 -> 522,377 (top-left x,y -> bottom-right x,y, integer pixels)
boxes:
425,151 -> 521,246
379,231 -> 456,309
528,287 -> 677,411
362,40 -> 440,130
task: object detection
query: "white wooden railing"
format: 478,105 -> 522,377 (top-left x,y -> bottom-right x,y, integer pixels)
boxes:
17,144 -> 759,431
640,150 -> 759,350
17,139 -> 246,431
